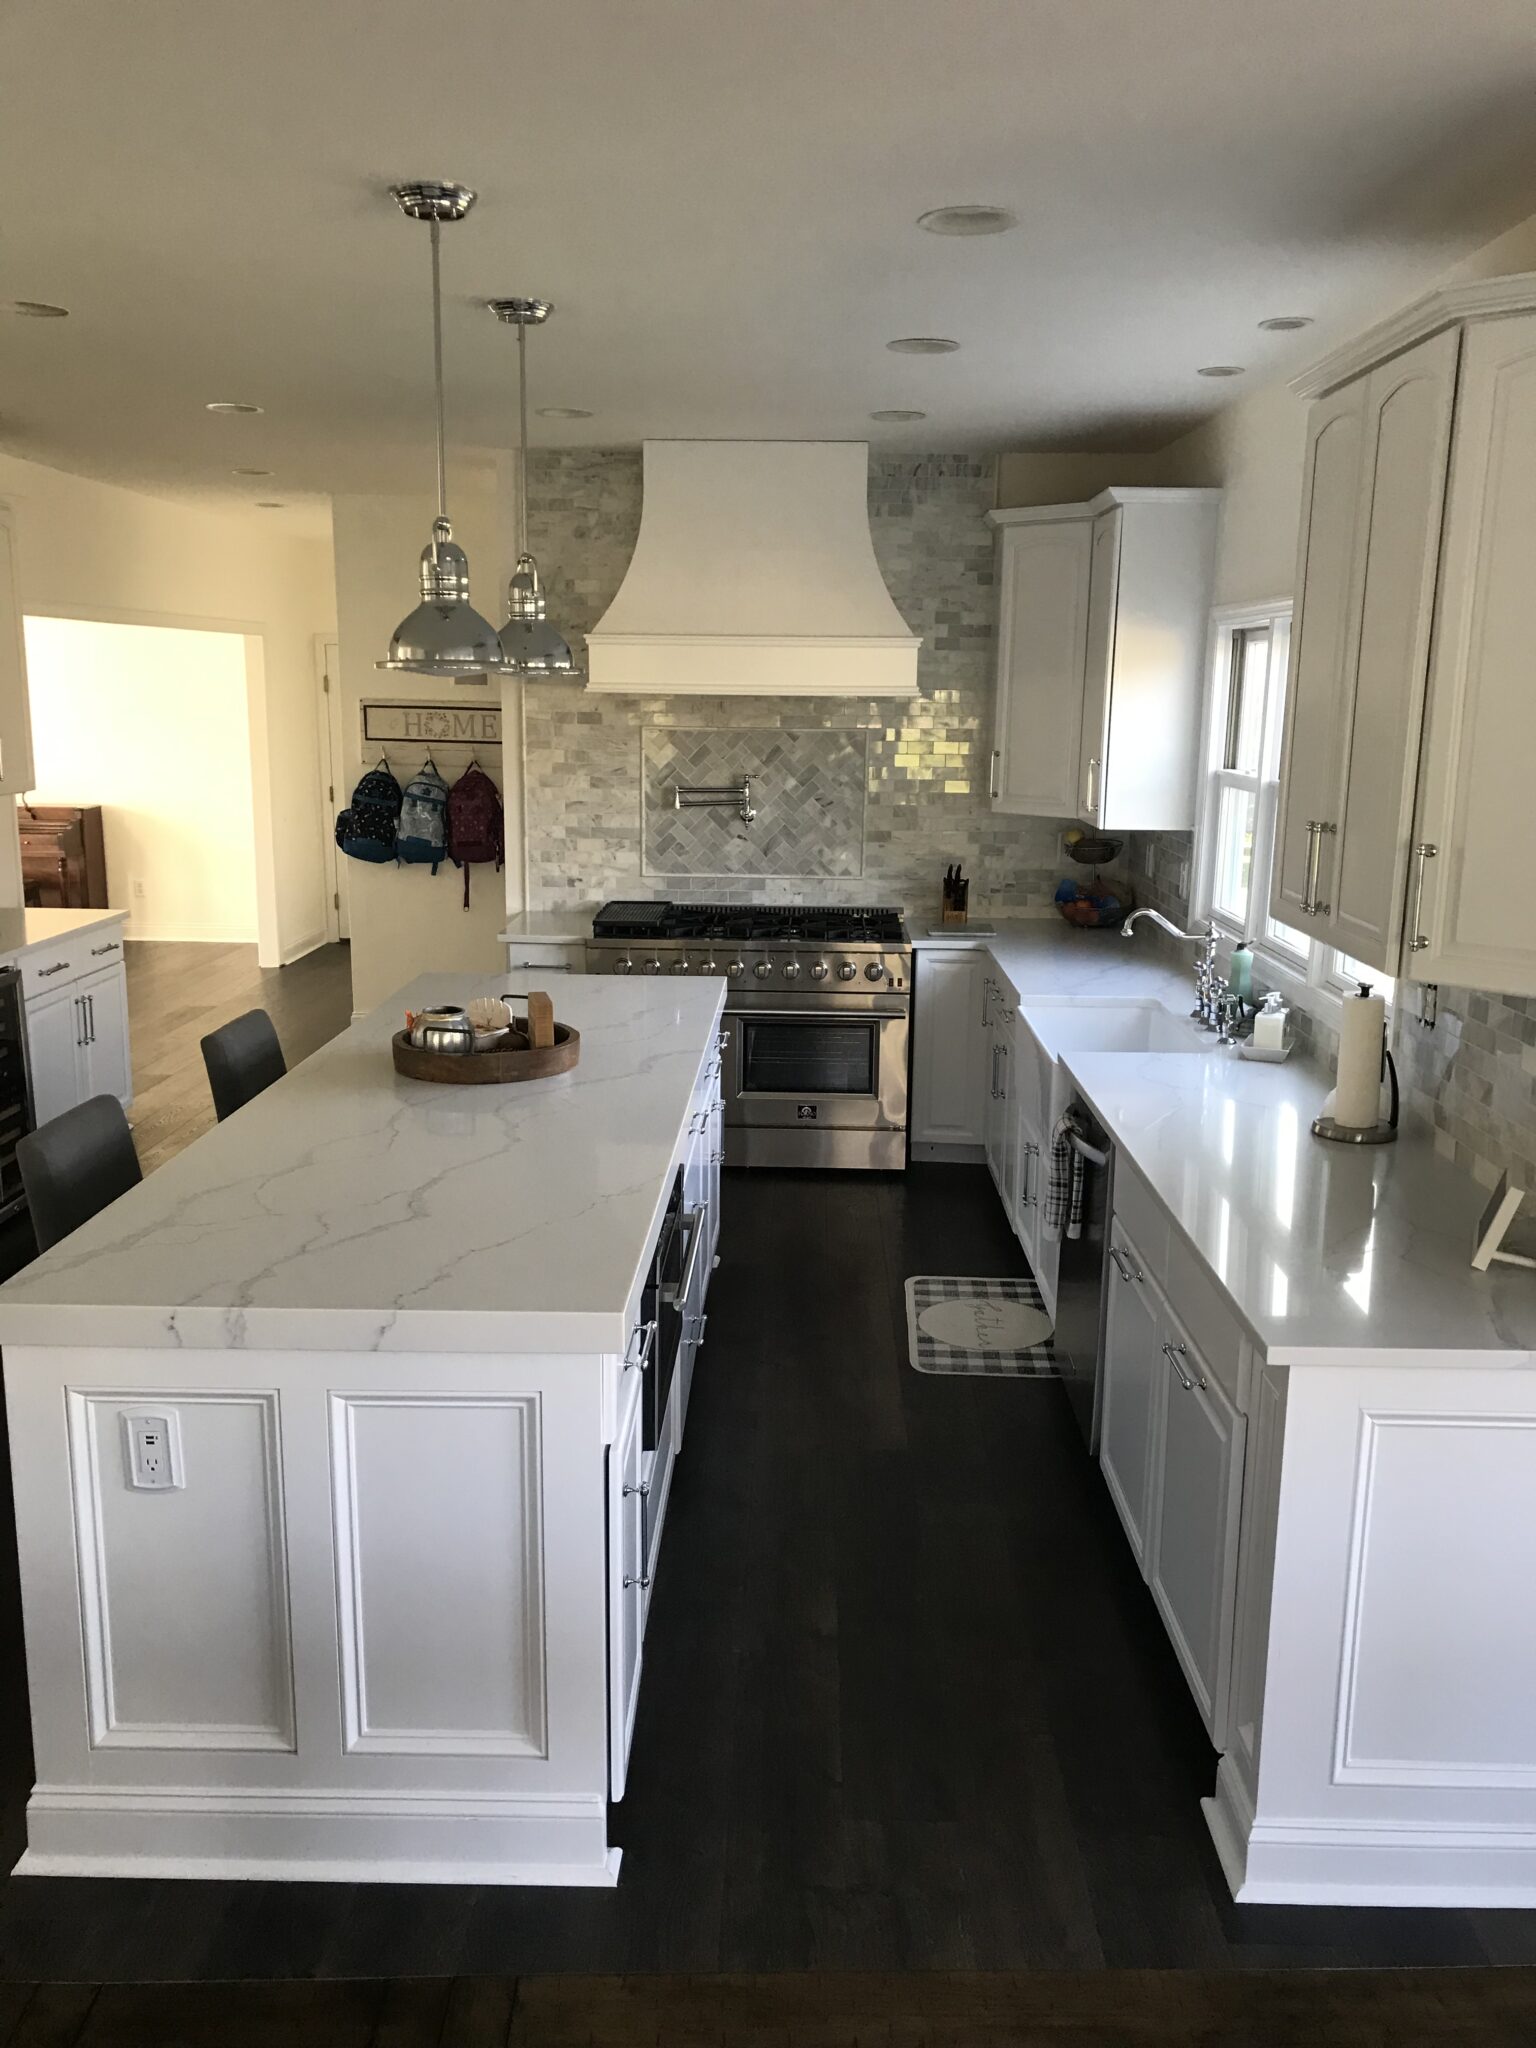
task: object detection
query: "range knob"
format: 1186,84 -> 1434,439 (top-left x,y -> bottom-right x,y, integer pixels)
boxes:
727,960 -> 746,978
614,957 -> 635,976
809,960 -> 829,981
864,960 -> 886,983
753,960 -> 774,980
700,958 -> 719,976
782,960 -> 802,981
836,962 -> 858,982
670,959 -> 690,975
643,958 -> 663,976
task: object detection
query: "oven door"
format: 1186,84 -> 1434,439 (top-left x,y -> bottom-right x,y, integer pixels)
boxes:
722,1006 -> 908,1142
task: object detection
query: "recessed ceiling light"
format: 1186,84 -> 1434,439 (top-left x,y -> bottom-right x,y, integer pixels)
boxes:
917,205 -> 1017,236
3,300 -> 68,319
1258,315 -> 1314,332
886,336 -> 959,355
232,467 -> 273,477
536,405 -> 593,419
1197,364 -> 1246,378
205,400 -> 264,415
870,409 -> 928,422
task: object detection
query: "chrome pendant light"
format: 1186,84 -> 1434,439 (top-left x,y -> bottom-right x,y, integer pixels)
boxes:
487,297 -> 575,674
379,182 -> 505,679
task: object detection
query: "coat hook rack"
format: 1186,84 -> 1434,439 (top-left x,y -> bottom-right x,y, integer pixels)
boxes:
671,776 -> 756,826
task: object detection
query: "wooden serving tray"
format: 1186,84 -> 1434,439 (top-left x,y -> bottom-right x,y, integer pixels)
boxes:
391,1024 -> 580,1086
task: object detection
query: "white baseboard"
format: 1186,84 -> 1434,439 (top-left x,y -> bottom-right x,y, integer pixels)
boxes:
279,929 -> 331,967
1204,1756 -> 1536,1906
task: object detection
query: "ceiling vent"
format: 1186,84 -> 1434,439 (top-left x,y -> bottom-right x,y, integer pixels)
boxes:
586,441 -> 920,696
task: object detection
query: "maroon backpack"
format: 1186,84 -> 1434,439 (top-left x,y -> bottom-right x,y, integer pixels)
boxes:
446,762 -> 504,907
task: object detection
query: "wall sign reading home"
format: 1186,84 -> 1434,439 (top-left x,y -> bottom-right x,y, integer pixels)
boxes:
361,702 -> 502,748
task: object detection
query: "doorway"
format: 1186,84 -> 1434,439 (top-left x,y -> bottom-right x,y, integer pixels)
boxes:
20,616 -> 263,946
315,633 -> 350,941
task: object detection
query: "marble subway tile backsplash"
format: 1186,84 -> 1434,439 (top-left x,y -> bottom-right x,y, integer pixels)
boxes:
521,450 -> 1079,923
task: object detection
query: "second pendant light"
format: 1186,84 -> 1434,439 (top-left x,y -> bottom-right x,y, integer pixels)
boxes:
487,298 -> 576,675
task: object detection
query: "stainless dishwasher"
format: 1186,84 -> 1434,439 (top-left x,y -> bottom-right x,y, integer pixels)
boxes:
1051,1094 -> 1114,1451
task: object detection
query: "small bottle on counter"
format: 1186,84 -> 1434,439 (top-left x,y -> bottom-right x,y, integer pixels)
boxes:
1252,990 -> 1289,1053
1228,942 -> 1254,1001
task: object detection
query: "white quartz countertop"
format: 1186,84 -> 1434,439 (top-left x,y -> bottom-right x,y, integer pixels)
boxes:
0,973 -> 723,1356
919,923 -> 1536,1365
498,911 -> 595,946
0,906 -> 127,960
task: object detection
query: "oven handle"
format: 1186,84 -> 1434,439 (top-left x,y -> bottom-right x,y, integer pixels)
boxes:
722,1005 -> 909,1023
664,1205 -> 708,1309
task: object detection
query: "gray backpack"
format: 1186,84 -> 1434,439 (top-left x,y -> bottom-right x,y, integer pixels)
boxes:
396,758 -> 450,872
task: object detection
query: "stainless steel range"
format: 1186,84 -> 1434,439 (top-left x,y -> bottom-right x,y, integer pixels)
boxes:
588,901 -> 911,1170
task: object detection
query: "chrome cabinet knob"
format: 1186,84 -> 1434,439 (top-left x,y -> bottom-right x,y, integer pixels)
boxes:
837,962 -> 858,981
864,961 -> 885,982
782,961 -> 801,980
753,960 -> 774,979
809,960 -> 829,981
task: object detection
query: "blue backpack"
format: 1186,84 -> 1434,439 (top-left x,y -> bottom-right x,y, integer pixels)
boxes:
335,762 -> 403,865
396,758 -> 451,872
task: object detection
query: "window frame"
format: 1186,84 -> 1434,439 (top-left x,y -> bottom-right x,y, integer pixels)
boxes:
1192,601 -> 1392,1027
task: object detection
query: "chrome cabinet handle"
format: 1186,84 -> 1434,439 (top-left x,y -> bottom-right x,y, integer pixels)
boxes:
1084,755 -> 1100,816
1025,1140 -> 1040,1206
623,1574 -> 651,1590
687,1312 -> 708,1343
1109,1245 -> 1142,1284
622,1480 -> 651,1499
85,993 -> 95,1044
37,959 -> 70,977
989,1042 -> 1002,1099
625,1319 -> 657,1373
509,958 -> 573,970
997,1043 -> 1008,1101
1162,1340 -> 1193,1390
1300,819 -> 1337,917
90,941 -> 120,957
989,749 -> 1001,800
74,996 -> 85,1047
1408,841 -> 1438,953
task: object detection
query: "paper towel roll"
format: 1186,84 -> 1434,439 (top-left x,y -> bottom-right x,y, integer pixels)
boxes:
1334,988 -> 1386,1128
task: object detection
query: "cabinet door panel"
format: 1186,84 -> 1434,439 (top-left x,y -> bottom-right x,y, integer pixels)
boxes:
79,963 -> 132,1108
1098,1223 -> 1161,1568
1148,1323 -> 1246,1743
26,988 -> 84,1130
1272,388 -> 1366,933
1330,329 -> 1459,969
911,951 -> 987,1147
607,1378 -> 645,1801
1077,510 -> 1121,822
1412,312 -> 1536,994
993,521 -> 1092,816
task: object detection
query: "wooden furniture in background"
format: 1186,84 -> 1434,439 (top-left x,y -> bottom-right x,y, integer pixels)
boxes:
18,805 -> 108,910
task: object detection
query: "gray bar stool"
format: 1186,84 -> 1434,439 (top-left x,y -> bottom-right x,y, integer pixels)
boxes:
18,1095 -> 143,1253
201,1009 -> 287,1122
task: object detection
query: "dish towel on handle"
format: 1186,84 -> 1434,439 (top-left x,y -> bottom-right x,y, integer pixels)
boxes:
1043,1115 -> 1086,1243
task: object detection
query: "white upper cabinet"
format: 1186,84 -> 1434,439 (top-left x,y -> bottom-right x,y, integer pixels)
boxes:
988,489 -> 1218,829
988,516 -> 1092,816
1410,311 -> 1536,992
1277,275 -> 1536,995
1272,330 -> 1459,965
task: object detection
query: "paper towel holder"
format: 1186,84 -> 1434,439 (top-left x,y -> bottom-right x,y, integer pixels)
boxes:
1313,982 -> 1400,1144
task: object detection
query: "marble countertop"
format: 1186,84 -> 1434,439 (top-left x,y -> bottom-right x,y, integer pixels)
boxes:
0,906 -> 127,959
923,921 -> 1536,1364
0,972 -> 724,1356
499,910 -> 595,946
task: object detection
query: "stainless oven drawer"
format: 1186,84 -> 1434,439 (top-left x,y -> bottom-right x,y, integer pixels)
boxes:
720,1009 -> 908,1134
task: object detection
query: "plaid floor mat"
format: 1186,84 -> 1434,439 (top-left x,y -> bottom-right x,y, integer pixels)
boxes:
904,1274 -> 1061,1377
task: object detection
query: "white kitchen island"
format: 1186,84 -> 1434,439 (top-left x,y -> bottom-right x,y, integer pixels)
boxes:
0,971 -> 725,1885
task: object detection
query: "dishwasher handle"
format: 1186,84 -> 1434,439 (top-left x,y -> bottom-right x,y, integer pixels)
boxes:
1067,1126 -> 1108,1169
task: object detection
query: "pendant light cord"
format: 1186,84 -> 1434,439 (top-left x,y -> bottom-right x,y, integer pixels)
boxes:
430,218 -> 447,523
516,316 -> 530,559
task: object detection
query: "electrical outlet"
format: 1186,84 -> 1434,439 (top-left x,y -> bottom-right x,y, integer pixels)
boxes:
130,877 -> 147,901
122,1410 -> 183,1491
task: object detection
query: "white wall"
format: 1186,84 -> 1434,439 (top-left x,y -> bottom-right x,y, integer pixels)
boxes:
24,616 -> 259,942
0,451 -> 336,966
994,449 -> 1170,510
331,474 -> 520,1015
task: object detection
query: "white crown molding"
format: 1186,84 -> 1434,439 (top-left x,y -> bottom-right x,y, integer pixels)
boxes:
988,486 -> 1221,529
1293,272 -> 1536,398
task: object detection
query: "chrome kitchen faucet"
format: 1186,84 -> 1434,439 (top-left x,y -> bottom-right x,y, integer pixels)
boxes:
1122,908 -> 1221,1029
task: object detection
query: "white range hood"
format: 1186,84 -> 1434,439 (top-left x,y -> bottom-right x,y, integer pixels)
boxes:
585,440 -> 920,696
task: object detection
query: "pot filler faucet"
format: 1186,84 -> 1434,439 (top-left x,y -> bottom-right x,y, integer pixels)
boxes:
1122,908 -> 1223,1030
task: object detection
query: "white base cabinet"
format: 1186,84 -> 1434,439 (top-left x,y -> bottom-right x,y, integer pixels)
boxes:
22,928 -> 132,1129
910,949 -> 988,1157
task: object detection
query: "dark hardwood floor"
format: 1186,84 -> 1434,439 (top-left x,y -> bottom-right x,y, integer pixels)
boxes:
0,1136 -> 1534,1986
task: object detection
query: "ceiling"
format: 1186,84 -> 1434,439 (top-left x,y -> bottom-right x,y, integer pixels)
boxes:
5,0 -> 1536,532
